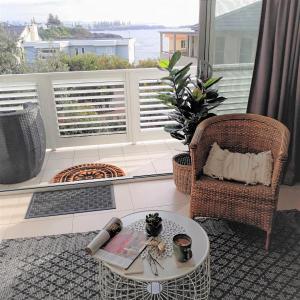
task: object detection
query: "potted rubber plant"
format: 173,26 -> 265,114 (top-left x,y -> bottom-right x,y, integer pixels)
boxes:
157,51 -> 226,194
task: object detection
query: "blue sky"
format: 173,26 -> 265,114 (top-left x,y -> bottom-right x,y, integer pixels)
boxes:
0,0 -> 259,25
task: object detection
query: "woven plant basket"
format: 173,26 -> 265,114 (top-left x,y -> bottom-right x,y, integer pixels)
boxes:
173,153 -> 192,195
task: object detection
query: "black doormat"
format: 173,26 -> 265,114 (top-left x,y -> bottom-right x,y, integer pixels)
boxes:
25,185 -> 115,219
1,211 -> 299,299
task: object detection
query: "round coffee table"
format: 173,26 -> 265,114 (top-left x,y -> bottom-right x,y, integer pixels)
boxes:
96,210 -> 210,299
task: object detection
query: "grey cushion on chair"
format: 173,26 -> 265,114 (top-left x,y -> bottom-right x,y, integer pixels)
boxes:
0,103 -> 46,184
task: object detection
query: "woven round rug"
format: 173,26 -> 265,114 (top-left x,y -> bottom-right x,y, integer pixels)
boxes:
51,163 -> 125,183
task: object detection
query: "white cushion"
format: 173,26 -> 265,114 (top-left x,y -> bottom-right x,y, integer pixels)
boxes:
203,142 -> 273,186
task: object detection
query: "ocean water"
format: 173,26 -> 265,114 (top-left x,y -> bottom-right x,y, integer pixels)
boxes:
93,28 -> 189,62
93,29 -> 161,62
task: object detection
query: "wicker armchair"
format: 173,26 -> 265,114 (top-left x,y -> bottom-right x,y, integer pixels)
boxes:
190,114 -> 290,250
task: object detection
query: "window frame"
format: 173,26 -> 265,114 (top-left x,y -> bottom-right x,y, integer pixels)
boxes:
180,40 -> 186,49
197,0 -> 216,76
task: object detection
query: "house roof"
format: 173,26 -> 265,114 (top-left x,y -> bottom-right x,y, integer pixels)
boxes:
23,38 -> 134,49
191,1 -> 262,32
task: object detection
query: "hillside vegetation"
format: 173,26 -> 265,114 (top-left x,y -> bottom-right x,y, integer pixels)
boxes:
39,26 -> 121,40
20,54 -> 159,73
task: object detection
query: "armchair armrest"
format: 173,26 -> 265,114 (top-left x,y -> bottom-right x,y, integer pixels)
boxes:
271,155 -> 288,195
270,128 -> 290,195
189,125 -> 213,186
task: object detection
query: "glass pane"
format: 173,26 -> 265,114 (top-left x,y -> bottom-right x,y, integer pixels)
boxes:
160,31 -> 198,65
0,0 -> 199,192
212,0 -> 262,114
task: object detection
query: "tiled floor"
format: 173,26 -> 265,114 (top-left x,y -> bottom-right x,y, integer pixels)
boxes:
0,179 -> 189,240
0,178 -> 299,241
0,140 -> 188,191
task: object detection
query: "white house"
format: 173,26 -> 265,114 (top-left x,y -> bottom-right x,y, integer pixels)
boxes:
23,38 -> 135,64
17,22 -> 135,64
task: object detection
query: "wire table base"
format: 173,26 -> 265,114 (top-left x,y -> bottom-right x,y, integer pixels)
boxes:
99,256 -> 210,300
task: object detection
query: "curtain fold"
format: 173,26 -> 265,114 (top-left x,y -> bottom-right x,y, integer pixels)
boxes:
247,0 -> 300,185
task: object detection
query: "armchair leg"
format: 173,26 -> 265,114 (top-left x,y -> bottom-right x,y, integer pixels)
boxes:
265,231 -> 271,251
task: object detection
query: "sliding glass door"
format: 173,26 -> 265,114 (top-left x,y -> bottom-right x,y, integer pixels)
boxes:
211,0 -> 263,114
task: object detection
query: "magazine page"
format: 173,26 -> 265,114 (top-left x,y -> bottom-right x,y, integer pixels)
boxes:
94,229 -> 148,269
85,217 -> 122,255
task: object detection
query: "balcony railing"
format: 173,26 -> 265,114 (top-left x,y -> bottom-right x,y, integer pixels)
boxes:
0,64 -> 253,149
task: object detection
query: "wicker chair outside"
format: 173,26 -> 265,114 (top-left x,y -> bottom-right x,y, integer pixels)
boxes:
0,103 -> 46,184
189,114 -> 290,250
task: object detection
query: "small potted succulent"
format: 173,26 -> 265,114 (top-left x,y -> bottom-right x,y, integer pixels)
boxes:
157,51 -> 226,194
145,213 -> 162,237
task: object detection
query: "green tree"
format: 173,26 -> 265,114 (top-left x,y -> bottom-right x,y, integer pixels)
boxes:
20,54 -> 164,74
39,25 -> 92,40
20,55 -> 69,73
39,26 -> 71,40
0,25 -> 20,74
39,25 -> 120,41
47,13 -> 61,27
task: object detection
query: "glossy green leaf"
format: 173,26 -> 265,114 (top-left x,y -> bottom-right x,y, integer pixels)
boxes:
175,63 -> 192,76
192,88 -> 205,101
206,89 -> 219,99
170,68 -> 179,76
168,51 -> 182,71
170,131 -> 185,140
164,124 -> 183,133
203,77 -> 222,89
177,76 -> 190,94
158,59 -> 169,69
174,68 -> 190,84
157,94 -> 176,106
206,96 -> 226,103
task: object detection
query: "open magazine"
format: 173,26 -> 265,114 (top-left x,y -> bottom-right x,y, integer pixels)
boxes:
86,217 -> 148,270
